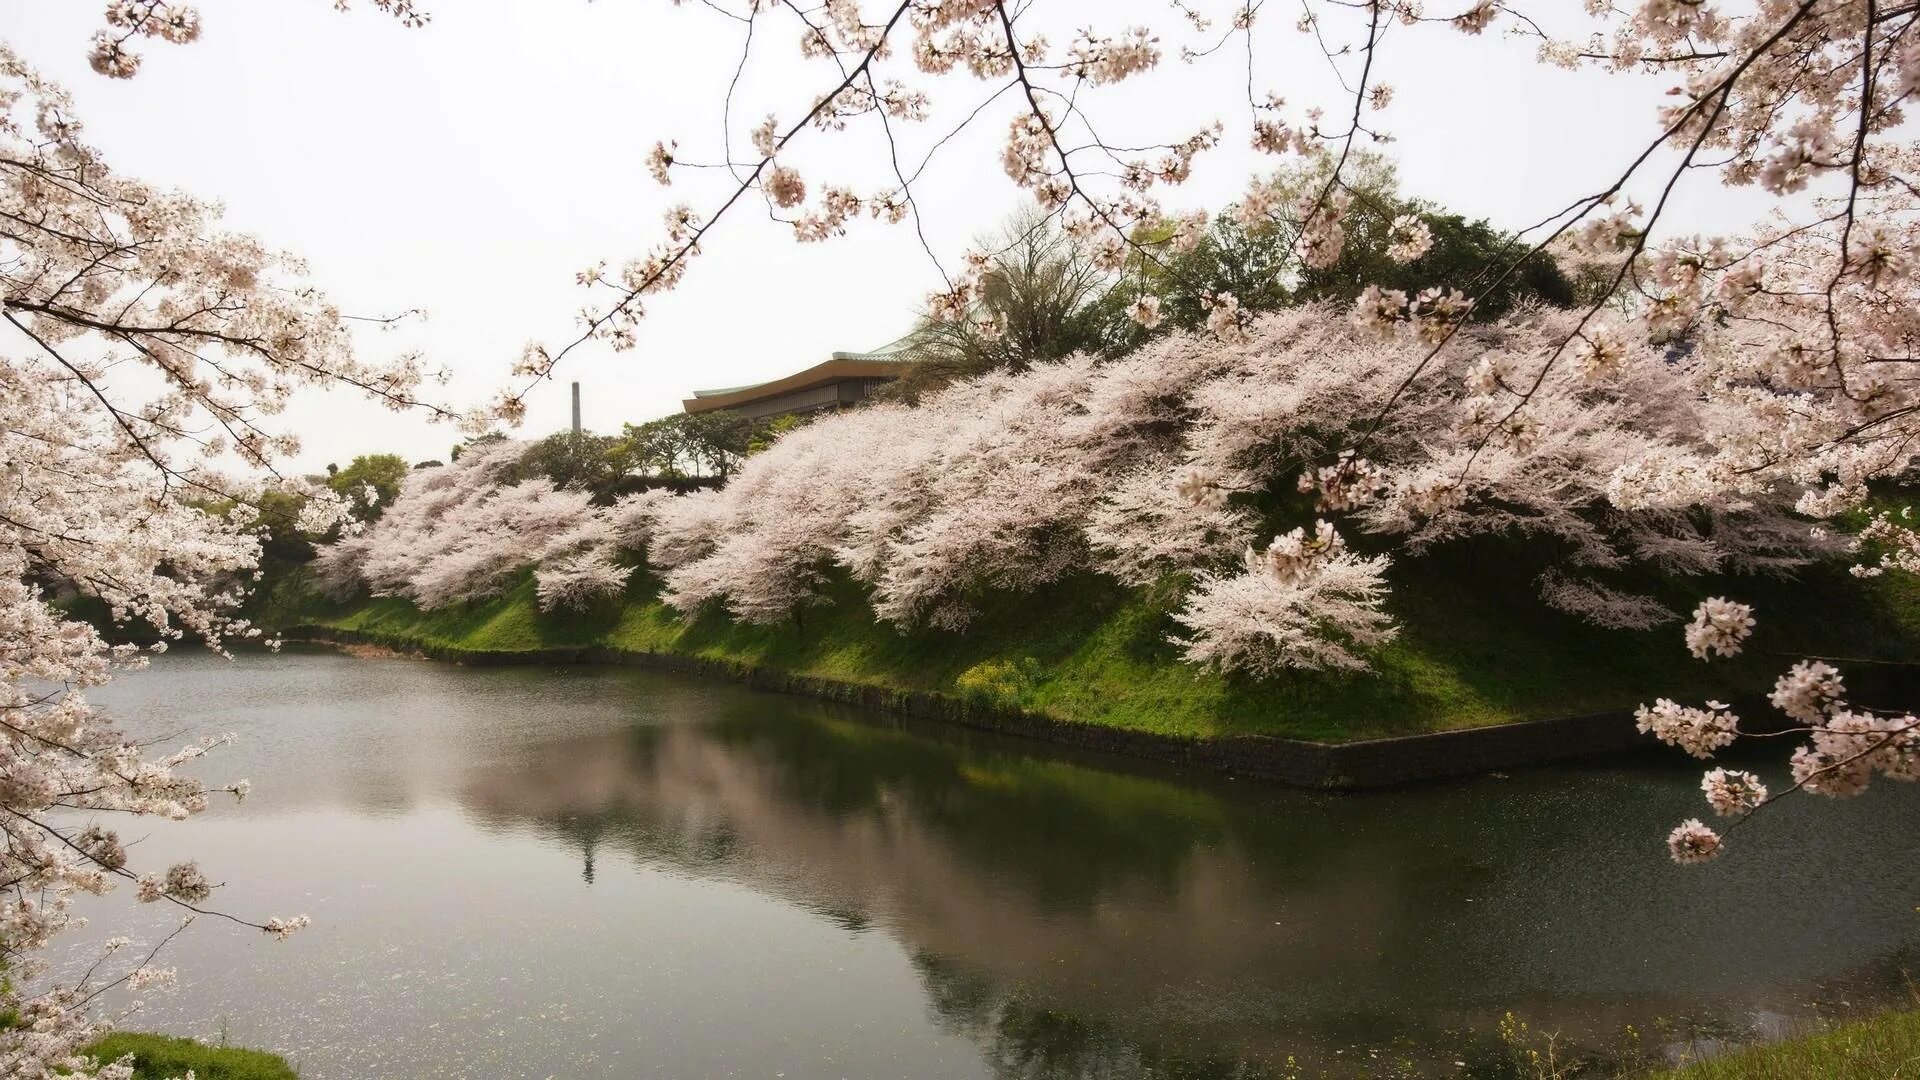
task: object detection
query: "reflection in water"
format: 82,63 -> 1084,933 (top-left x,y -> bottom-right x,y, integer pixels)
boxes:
68,647 -> 1920,1078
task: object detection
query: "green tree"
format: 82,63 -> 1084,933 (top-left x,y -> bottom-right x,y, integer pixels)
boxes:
615,409 -> 765,481
618,416 -> 693,478
681,410 -> 759,477
890,208 -> 1109,400
325,453 -> 409,521
189,488 -> 316,572
1094,152 -> 1575,352
516,430 -> 625,495
248,488 -> 317,567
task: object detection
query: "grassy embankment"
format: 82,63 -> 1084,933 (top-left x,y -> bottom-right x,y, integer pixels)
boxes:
85,1032 -> 297,1079
70,1004 -> 1920,1078
1649,1005 -> 1920,1079
255,532 -> 1920,744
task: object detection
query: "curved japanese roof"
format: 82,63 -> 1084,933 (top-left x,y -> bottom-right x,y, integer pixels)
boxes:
683,336 -> 914,414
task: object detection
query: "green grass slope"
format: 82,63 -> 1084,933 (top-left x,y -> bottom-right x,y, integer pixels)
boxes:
257,540 -> 1920,744
1649,1005 -> 1920,1078
86,1032 -> 298,1080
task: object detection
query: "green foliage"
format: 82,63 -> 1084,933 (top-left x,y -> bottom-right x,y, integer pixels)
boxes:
1095,152 -> 1576,353
681,410 -> 761,477
1303,209 -> 1574,317
1283,156 -> 1574,319
1093,214 -> 1295,355
451,432 -> 509,464
244,488 -> 317,567
197,452 -> 411,576
1648,1006 -> 1920,1079
513,430 -> 625,495
748,412 -> 809,455
889,208 -> 1109,400
614,410 -> 763,480
888,155 -> 1578,391
954,656 -> 1044,708
85,1033 -> 297,1080
324,453 -> 409,521
192,487 -> 315,571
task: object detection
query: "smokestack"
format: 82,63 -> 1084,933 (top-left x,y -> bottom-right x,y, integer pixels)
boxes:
570,381 -> 581,435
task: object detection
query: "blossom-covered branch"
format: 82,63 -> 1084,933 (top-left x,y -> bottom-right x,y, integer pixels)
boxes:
0,46 -> 443,1077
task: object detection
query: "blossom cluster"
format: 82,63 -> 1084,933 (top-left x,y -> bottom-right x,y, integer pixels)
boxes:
89,1 -> 201,78
1648,620 -> 1920,862
1297,452 -> 1387,513
1666,819 -> 1723,864
311,439 -> 651,612
89,0 -> 427,78
1683,597 -> 1754,660
1700,768 -> 1768,817
1635,698 -> 1740,759
1248,519 -> 1347,587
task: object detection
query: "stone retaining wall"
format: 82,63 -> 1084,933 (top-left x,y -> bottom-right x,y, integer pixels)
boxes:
285,623 -> 1665,789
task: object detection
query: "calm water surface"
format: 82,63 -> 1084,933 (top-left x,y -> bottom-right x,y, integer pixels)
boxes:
58,647 -> 1920,1078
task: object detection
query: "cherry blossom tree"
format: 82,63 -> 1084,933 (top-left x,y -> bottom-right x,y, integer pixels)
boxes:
313,440 -> 647,613
0,41 -> 464,1075
1173,537 -> 1397,675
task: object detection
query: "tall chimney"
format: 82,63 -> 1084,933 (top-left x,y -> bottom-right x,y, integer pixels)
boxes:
571,381 -> 582,435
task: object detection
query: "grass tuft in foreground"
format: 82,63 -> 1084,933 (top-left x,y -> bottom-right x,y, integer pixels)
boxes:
85,1032 -> 297,1080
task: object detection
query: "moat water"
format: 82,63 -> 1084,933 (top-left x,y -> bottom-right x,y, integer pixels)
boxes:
58,646 -> 1920,1078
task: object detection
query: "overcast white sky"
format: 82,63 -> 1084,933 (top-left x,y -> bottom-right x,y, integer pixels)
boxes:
8,1 -> 1781,469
